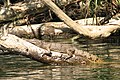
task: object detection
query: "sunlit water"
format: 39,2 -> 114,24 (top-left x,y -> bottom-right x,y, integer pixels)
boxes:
0,35 -> 120,80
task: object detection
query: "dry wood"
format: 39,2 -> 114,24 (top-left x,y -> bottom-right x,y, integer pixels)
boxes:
6,19 -> 120,39
42,19 -> 120,38
0,34 -> 102,65
41,0 -> 120,39
0,0 -> 119,39
41,0 -> 90,37
26,38 -> 102,63
8,23 -> 64,38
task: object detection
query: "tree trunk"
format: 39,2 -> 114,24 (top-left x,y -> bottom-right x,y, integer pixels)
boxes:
41,0 -> 90,37
7,19 -> 120,39
0,34 -> 102,65
41,0 -> 120,38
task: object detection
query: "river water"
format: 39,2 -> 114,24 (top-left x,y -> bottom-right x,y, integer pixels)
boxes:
0,34 -> 120,80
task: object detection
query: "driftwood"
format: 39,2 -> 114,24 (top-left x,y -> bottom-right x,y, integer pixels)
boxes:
41,0 -> 90,37
7,18 -> 120,39
8,23 -> 65,38
0,34 -> 102,65
0,0 -> 119,65
41,0 -> 120,39
0,0 -> 119,39
26,39 -> 102,63
0,0 -> 118,24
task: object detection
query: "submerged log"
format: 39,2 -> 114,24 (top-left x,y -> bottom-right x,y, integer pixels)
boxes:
0,34 -> 102,65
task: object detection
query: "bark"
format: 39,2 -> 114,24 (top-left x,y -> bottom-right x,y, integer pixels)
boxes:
27,38 -> 102,63
0,34 -> 102,65
41,0 -> 120,39
41,0 -> 90,37
7,18 -> 120,39
0,0 -> 119,39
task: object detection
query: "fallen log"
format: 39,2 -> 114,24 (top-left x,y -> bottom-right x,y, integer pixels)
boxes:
27,38 -> 102,63
0,34 -> 102,65
7,19 -> 120,39
41,0 -> 120,39
41,0 -> 90,37
1,0 -> 119,39
8,23 -> 65,38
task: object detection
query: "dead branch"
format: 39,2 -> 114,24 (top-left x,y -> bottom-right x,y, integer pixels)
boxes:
41,0 -> 120,39
41,0 -> 90,36
0,0 -> 119,39
0,34 -> 102,65
6,18 -> 120,39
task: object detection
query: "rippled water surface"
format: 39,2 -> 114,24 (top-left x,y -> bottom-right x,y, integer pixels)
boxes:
0,35 -> 120,80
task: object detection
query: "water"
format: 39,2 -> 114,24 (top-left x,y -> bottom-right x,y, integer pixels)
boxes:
0,35 -> 120,80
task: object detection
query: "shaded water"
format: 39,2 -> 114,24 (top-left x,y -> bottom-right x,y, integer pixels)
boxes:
0,35 -> 120,80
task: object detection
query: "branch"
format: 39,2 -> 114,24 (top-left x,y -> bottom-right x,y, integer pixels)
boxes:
41,0 -> 120,39
41,0 -> 90,37
0,34 -> 102,65
7,18 -> 120,39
